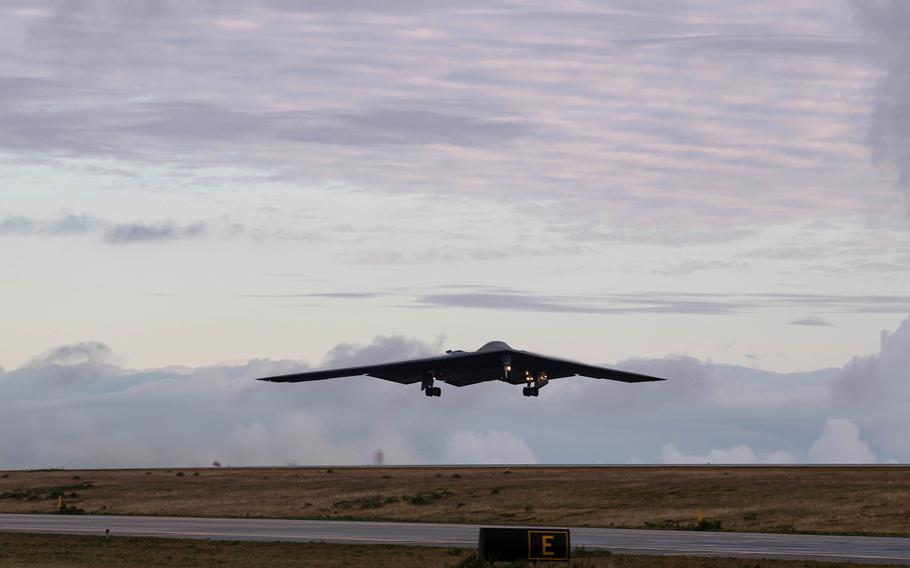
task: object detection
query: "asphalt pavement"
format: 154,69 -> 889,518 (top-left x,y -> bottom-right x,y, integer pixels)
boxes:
1,514 -> 908,564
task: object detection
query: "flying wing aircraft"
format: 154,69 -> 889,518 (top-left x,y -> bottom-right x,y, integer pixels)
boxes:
256,341 -> 665,397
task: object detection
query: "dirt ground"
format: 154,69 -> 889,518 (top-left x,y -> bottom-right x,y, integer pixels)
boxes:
2,466 -> 909,536
0,532 -> 902,568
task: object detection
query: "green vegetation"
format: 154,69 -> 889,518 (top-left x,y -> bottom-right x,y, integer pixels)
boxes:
332,489 -> 453,510
401,489 -> 453,505
332,495 -> 397,509
695,518 -> 723,531
0,481 -> 94,502
56,503 -> 85,515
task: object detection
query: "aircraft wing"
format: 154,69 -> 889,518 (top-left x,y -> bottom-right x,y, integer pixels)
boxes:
510,350 -> 665,383
255,350 -> 502,385
255,343 -> 665,391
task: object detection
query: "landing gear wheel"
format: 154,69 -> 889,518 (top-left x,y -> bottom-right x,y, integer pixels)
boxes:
523,387 -> 539,397
425,386 -> 441,397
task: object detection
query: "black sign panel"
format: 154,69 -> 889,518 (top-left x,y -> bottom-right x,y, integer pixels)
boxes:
478,527 -> 570,562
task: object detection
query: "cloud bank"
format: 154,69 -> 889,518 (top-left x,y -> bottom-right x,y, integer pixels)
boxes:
854,0 -> 910,203
0,0 -> 896,230
2,316 -> 909,468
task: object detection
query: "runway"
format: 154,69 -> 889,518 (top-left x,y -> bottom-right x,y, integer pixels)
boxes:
2,514 -> 908,564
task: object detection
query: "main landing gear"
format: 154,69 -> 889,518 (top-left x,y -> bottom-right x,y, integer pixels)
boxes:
522,371 -> 547,397
422,371 -> 441,397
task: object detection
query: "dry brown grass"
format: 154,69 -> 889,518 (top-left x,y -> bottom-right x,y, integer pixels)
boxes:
0,532 -> 902,568
2,466 -> 910,536
0,532 -> 461,568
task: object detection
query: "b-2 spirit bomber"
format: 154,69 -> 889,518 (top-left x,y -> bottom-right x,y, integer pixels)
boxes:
257,341 -> 665,398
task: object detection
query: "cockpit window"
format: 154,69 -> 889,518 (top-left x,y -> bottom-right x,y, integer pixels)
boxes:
478,341 -> 511,351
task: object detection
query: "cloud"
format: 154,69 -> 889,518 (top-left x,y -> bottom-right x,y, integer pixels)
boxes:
830,314 -> 910,457
622,34 -> 871,59
103,221 -> 207,244
808,419 -> 877,463
281,108 -> 531,148
443,430 -> 537,464
321,335 -> 442,368
27,341 -> 113,367
0,215 -> 34,234
652,260 -> 745,275
3,319 -> 910,468
0,212 -> 239,245
789,317 -> 835,327
415,291 -> 742,315
406,288 -> 910,316
0,0 -> 891,232
660,444 -> 796,464
853,0 -> 910,203
45,213 -> 99,234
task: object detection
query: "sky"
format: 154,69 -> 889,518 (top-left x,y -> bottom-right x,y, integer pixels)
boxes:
1,0 -> 909,467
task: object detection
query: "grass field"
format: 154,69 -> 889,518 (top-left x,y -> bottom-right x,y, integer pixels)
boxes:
2,466 -> 909,536
0,532 -> 903,568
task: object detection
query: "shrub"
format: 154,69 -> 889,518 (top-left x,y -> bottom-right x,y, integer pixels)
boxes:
574,547 -> 612,558
0,490 -> 27,500
57,504 -> 85,515
453,552 -> 486,568
1,482 -> 94,502
333,495 -> 387,509
695,518 -> 722,531
401,489 -> 453,506
644,519 -> 683,529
